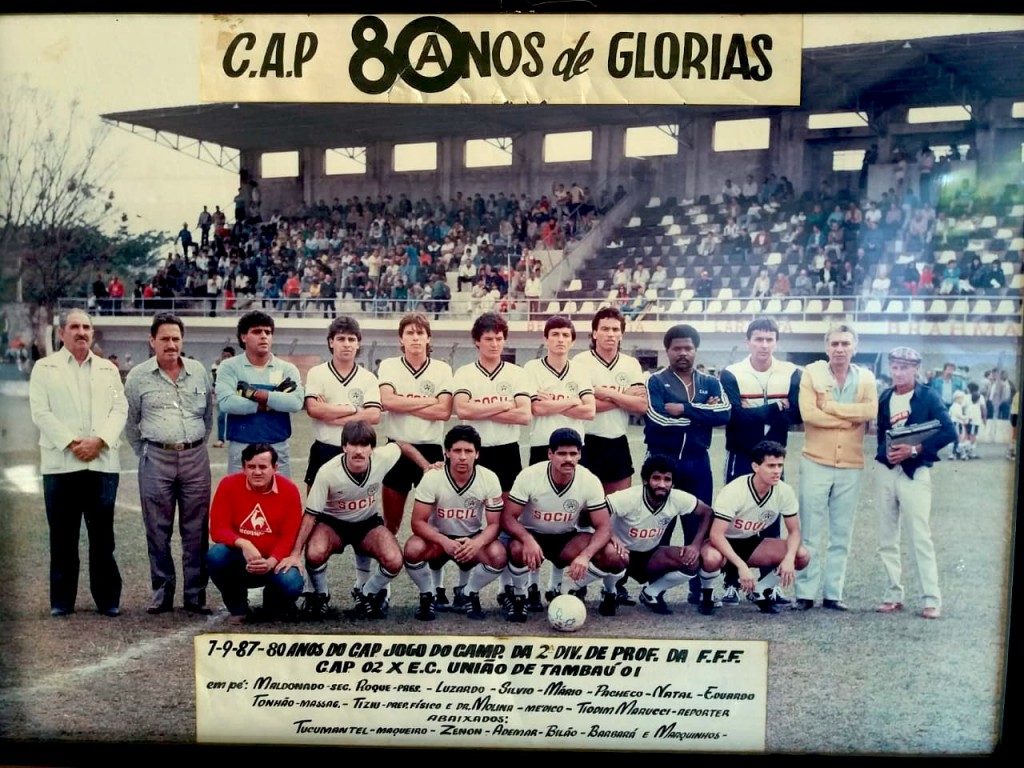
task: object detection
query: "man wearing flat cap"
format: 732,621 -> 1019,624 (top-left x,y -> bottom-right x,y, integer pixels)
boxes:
874,346 -> 956,620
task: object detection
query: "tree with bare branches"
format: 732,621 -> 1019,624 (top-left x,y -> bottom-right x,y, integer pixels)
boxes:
0,85 -> 161,353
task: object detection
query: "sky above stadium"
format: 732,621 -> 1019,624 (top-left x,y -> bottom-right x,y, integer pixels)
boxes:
0,14 -> 1021,246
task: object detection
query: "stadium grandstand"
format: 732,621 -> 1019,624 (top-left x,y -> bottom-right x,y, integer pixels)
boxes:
61,30 -> 1023,375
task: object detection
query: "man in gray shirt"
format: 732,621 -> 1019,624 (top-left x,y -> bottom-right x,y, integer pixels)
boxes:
125,312 -> 214,615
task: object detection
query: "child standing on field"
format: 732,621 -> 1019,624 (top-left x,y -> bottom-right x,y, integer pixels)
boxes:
962,383 -> 986,459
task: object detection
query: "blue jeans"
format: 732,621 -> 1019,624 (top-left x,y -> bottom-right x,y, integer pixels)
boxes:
794,456 -> 863,602
207,544 -> 304,615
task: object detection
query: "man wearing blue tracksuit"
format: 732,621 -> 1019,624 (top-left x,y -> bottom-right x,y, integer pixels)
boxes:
644,324 -> 731,602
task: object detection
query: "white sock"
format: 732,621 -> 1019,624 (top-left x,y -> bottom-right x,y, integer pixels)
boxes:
363,563 -> 399,595
499,567 -> 513,590
602,573 -> 619,593
754,569 -> 779,599
548,567 -> 564,592
699,568 -> 719,591
354,554 -> 372,589
529,569 -> 541,588
457,567 -> 471,589
510,565 -> 530,596
405,560 -> 434,594
431,563 -> 446,591
467,563 -> 503,594
646,570 -> 688,596
307,562 -> 329,596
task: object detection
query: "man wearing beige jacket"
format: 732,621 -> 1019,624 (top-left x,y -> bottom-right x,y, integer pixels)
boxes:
792,323 -> 877,612
29,310 -> 128,617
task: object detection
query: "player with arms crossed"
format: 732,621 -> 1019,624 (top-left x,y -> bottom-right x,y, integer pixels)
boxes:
378,313 -> 455,607
303,316 -> 383,603
603,454 -> 715,616
403,425 -> 506,621
572,306 -> 648,606
702,440 -> 809,614
279,420 -> 432,620
522,315 -> 595,608
717,317 -> 802,605
500,428 -> 623,622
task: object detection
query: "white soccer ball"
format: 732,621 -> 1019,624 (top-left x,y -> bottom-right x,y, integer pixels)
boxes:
547,594 -> 587,632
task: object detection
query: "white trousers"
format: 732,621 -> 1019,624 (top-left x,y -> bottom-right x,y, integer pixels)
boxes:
874,464 -> 941,610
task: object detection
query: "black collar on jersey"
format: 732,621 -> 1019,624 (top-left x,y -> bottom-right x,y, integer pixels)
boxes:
328,360 -> 359,386
475,360 -> 505,379
546,461 -> 576,496
590,349 -> 619,369
747,475 -> 773,507
444,463 -> 476,496
542,356 -> 569,379
642,487 -> 669,515
341,455 -> 370,487
401,356 -> 431,378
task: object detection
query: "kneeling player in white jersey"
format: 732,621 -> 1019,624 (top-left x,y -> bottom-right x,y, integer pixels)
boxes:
279,421 -> 433,620
500,428 -> 622,622
603,454 -> 714,616
702,440 -> 809,615
403,425 -> 506,621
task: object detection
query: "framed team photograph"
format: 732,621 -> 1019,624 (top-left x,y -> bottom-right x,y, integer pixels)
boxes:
0,8 -> 1020,760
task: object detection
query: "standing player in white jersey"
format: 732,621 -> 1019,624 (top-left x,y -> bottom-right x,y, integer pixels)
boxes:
279,421 -> 433,620
602,454 -> 715,616
303,316 -> 383,606
702,440 -> 809,614
403,425 -> 506,621
453,312 -> 532,492
500,428 -> 622,622
377,314 -> 455,607
572,307 -> 648,606
453,312 -> 532,613
522,315 -> 595,609
303,316 -> 382,493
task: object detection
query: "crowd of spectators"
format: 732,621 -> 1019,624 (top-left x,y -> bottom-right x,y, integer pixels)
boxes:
596,162 -> 1019,311
90,181 -> 618,317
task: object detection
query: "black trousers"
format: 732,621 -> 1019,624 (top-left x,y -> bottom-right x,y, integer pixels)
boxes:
43,471 -> 122,613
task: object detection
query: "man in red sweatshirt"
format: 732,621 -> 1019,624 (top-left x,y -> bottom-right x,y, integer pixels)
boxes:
208,442 -> 304,623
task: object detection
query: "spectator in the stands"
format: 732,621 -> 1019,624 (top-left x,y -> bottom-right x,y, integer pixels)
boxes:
981,259 -> 1008,295
771,270 -> 791,298
751,267 -> 771,299
649,262 -> 668,294
938,261 -> 962,296
457,252 -> 477,292
966,257 -> 987,293
721,179 -> 739,203
917,262 -> 935,296
792,268 -> 813,297
694,269 -> 714,300
740,175 -> 759,204
612,262 -> 630,290
839,259 -> 864,294
631,262 -> 651,292
896,262 -> 920,296
816,258 -> 837,296
697,231 -> 718,259
751,228 -> 772,258
622,285 -> 648,320
870,265 -> 892,299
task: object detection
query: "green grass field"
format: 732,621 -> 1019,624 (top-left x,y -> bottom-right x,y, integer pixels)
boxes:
0,395 -> 1016,754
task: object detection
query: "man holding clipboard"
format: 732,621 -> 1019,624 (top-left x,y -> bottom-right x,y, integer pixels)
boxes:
874,346 -> 957,620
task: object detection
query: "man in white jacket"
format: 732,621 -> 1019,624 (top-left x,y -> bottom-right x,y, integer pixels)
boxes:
29,309 -> 128,617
